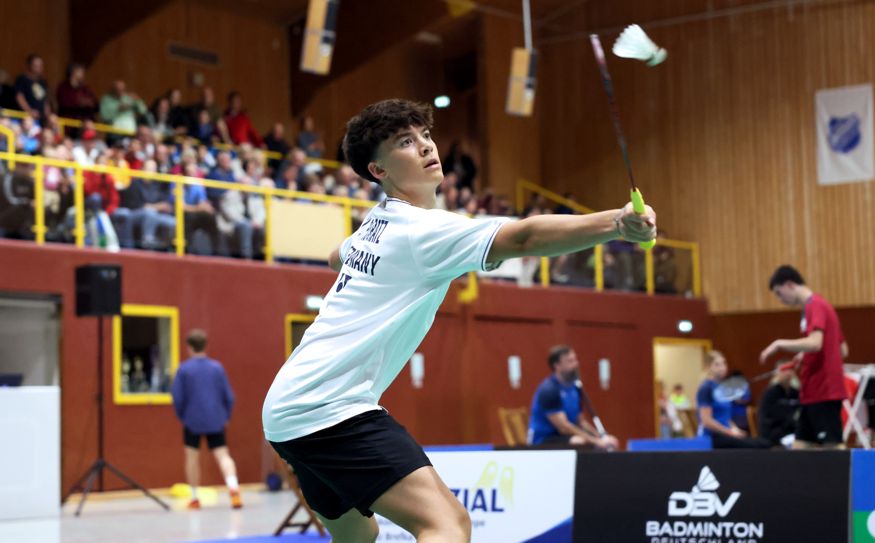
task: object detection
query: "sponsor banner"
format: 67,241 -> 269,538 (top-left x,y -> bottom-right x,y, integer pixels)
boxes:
816,84 -> 874,185
853,450 -> 875,542
376,450 -> 576,543
575,451 -> 849,543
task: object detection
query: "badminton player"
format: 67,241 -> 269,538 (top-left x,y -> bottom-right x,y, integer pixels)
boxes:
262,99 -> 656,542
760,265 -> 849,449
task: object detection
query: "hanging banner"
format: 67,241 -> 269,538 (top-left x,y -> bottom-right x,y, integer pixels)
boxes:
853,450 -> 875,542
816,84 -> 874,185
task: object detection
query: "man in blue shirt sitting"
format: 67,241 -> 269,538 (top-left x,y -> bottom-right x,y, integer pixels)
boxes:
171,329 -> 243,509
528,345 -> 619,450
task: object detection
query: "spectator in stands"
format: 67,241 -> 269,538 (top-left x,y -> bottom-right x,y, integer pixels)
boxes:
207,151 -> 236,202
41,145 -> 75,242
188,86 -> 229,143
100,80 -> 146,134
653,232 -> 677,294
171,329 -> 243,510
0,69 -> 18,110
191,109 -> 216,145
166,88 -> 189,136
114,159 -> 177,250
296,115 -> 325,158
196,144 -> 216,172
696,350 -> 770,449
148,96 -> 174,142
442,140 -> 477,191
17,116 -> 41,154
214,171 -> 254,259
56,62 -> 98,125
263,122 -> 290,173
177,161 -> 219,255
528,345 -> 619,450
14,54 -> 51,122
224,91 -> 262,146
760,265 -> 849,449
554,192 -> 578,215
757,361 -> 800,447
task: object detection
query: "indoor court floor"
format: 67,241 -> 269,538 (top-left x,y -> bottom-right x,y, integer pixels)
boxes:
0,487 -> 330,543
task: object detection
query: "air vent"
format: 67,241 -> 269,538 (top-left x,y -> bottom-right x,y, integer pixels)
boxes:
167,43 -> 219,66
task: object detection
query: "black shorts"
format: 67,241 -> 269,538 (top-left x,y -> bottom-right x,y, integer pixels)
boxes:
796,400 -> 843,444
183,428 -> 227,449
270,409 -> 431,520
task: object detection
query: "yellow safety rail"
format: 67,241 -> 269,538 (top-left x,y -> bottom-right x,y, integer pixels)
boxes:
516,178 -> 701,297
0,122 -> 15,169
0,150 -> 375,263
0,108 -> 344,169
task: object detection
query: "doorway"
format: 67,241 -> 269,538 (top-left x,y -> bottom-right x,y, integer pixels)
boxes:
652,337 -> 712,437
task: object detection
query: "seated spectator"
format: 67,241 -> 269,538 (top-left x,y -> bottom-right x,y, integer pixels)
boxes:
0,69 -> 18,110
263,122 -> 290,173
196,144 -> 216,172
296,115 -> 324,158
758,361 -> 800,447
191,109 -> 216,145
207,151 -> 237,202
41,147 -> 75,242
224,91 -> 262,146
175,162 -> 219,256
696,351 -> 770,449
56,62 -> 98,125
114,159 -> 177,250
528,345 -> 619,450
17,116 -> 41,154
14,54 -> 51,121
100,80 -> 146,134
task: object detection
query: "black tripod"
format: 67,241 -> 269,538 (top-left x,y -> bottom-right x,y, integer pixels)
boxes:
62,315 -> 170,516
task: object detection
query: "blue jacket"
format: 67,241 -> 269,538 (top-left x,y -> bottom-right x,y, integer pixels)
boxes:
171,356 -> 235,434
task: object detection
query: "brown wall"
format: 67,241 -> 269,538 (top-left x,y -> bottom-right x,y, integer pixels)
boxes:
537,1 -> 875,313
0,239 -> 708,491
79,0 -> 291,134
0,0 -> 69,93
711,305 -> 875,402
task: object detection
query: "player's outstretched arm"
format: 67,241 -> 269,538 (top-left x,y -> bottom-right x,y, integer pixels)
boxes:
487,202 -> 655,264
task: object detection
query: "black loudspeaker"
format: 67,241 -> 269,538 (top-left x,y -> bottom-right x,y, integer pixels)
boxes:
75,264 -> 122,316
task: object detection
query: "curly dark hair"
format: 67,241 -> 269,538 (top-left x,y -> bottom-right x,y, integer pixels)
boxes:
342,99 -> 434,184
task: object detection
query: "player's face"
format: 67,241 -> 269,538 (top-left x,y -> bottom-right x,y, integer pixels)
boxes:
710,356 -> 728,379
556,350 -> 580,380
771,283 -> 796,306
372,125 -> 443,187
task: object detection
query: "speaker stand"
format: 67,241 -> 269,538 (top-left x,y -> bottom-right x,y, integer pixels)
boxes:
62,315 -> 170,515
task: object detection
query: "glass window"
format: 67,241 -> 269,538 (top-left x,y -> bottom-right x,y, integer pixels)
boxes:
284,313 -> 315,358
113,304 -> 179,405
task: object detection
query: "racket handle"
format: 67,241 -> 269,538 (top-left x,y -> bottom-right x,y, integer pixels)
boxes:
630,188 -> 655,250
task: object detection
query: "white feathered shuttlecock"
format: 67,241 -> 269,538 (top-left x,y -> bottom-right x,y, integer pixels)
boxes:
612,24 -> 667,67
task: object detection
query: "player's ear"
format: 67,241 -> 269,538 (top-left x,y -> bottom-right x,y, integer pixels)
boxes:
368,161 -> 387,182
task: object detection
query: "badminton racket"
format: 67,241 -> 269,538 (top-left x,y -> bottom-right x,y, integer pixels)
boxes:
576,378 -> 607,436
590,33 -> 655,250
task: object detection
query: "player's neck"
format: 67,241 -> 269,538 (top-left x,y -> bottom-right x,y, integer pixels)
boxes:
796,286 -> 813,304
384,184 -> 437,209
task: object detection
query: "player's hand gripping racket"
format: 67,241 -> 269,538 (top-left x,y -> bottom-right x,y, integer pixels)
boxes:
590,34 -> 655,250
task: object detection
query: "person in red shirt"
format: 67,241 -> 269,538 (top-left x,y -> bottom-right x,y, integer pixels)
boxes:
223,91 -> 262,147
760,265 -> 849,449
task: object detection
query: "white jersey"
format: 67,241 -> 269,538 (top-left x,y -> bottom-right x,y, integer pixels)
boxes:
262,198 -> 510,442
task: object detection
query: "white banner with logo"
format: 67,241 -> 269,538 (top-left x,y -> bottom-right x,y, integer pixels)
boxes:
375,450 -> 576,543
816,84 -> 874,185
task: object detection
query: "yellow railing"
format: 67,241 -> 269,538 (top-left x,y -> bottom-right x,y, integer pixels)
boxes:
0,108 -> 344,169
0,150 -> 374,263
516,178 -> 702,297
0,123 -> 14,169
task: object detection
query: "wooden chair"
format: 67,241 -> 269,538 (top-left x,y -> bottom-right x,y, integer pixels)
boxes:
498,407 -> 530,445
746,406 -> 759,438
273,467 -> 326,537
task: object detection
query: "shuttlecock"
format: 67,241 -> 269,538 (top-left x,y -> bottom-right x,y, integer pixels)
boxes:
612,24 -> 667,67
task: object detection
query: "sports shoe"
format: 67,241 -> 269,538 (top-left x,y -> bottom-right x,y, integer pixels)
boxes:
230,489 -> 243,509
187,498 -> 201,510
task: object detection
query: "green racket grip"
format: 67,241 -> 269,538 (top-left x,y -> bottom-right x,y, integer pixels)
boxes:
630,188 -> 656,250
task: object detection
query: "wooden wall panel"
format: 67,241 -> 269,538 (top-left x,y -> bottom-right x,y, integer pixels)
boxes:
0,0 -> 69,93
537,1 -> 875,312
85,0 -> 291,134
0,240 -> 708,490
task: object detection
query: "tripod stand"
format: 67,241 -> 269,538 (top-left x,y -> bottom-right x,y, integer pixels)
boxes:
62,315 -> 170,516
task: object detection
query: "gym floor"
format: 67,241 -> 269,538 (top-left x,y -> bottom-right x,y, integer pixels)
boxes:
0,487 -> 330,543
